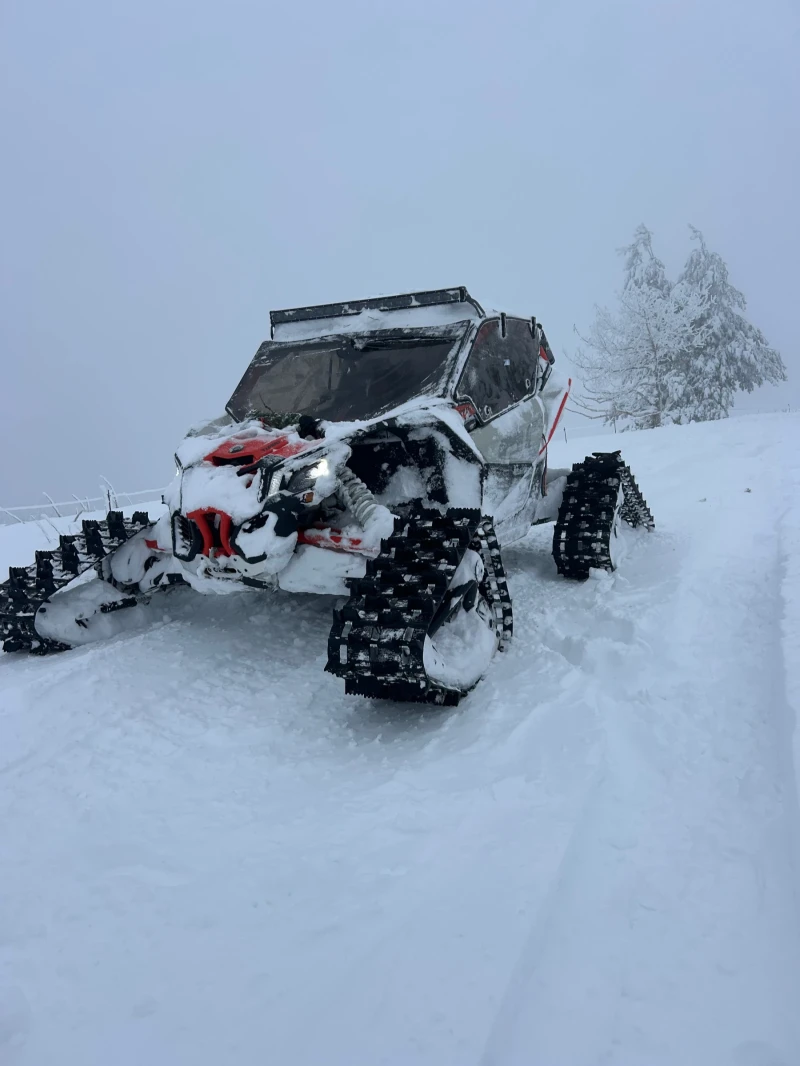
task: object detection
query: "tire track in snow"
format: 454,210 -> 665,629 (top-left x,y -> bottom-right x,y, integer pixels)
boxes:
776,481 -> 800,951
481,452 -> 800,1066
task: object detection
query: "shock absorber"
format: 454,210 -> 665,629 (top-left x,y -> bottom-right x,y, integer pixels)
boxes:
338,467 -> 379,528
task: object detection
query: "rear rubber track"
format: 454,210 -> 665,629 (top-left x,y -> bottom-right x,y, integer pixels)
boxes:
326,507 -> 512,706
0,510 -> 154,654
552,451 -> 655,579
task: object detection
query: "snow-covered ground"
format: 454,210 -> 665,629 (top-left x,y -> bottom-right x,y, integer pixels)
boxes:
1,414 -> 799,1066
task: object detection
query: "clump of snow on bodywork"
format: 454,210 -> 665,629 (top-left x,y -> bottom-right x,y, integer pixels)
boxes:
172,418 -> 267,471
400,404 -> 483,508
380,466 -> 428,507
346,502 -> 395,550
232,512 -> 298,574
107,518 -> 173,588
423,608 -> 497,691
422,550 -> 496,690
405,424 -> 481,511
441,447 -> 482,509
278,544 -> 367,596
34,579 -> 154,647
296,500 -> 395,565
398,401 -> 483,461
168,464 -> 261,525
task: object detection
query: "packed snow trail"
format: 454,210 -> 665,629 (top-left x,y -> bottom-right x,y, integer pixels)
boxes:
1,415 -> 799,1065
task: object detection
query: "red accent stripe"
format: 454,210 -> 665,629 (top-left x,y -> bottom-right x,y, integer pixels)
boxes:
539,378 -> 571,455
298,528 -> 378,556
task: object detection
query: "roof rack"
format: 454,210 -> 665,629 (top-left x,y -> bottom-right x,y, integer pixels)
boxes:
269,286 -> 485,337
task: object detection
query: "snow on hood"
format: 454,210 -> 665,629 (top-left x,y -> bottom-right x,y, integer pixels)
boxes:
173,419 -> 281,470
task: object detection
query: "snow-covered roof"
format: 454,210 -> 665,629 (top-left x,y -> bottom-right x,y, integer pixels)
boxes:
270,286 -> 486,342
272,302 -> 481,343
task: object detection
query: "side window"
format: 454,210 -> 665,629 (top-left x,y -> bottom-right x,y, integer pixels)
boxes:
457,318 -> 538,420
504,319 -> 539,399
457,321 -> 510,419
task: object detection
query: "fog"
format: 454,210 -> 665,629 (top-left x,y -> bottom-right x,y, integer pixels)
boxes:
2,0 -> 797,504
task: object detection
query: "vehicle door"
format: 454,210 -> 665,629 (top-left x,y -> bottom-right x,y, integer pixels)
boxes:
456,317 -> 545,539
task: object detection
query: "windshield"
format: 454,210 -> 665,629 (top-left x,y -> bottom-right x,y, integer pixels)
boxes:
226,325 -> 466,423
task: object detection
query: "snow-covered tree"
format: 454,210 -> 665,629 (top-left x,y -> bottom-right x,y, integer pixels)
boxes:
573,224 -> 786,429
671,227 -> 786,421
573,226 -> 708,430
620,223 -> 671,296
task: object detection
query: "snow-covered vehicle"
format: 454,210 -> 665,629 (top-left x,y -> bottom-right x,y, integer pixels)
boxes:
0,287 -> 654,704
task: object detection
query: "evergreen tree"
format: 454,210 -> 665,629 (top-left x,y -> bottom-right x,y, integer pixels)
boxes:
620,224 -> 671,296
574,226 -> 707,430
672,227 -> 786,420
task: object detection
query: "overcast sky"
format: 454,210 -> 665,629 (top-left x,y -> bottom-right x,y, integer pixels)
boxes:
2,0 -> 798,504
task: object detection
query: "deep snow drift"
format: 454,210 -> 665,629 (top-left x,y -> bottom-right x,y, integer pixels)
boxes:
1,414 -> 799,1066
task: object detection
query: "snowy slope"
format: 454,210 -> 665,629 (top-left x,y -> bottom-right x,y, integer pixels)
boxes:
1,415 -> 799,1066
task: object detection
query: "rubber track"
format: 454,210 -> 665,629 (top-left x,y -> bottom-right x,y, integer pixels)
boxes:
0,511 -> 152,654
552,451 -> 654,580
473,515 -> 514,648
326,508 -> 512,706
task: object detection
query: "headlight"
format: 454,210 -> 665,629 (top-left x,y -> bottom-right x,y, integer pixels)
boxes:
256,458 -> 334,505
285,458 -> 332,503
308,458 -> 329,479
